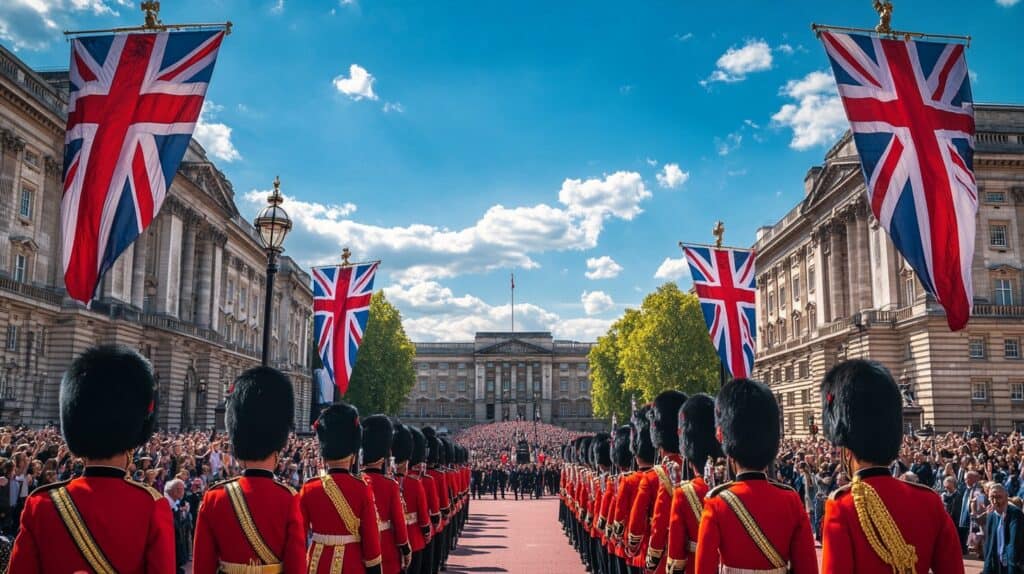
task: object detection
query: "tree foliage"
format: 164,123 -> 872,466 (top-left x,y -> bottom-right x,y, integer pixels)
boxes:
342,292 -> 416,415
591,283 -> 721,416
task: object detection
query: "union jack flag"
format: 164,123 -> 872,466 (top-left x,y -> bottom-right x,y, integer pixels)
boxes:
820,31 -> 976,330
61,30 -> 225,303
313,262 -> 379,395
681,245 -> 756,380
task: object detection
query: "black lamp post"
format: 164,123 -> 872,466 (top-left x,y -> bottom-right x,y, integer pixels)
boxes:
254,176 -> 292,366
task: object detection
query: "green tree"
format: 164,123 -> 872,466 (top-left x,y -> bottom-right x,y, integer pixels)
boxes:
342,292 -> 416,415
620,283 -> 720,401
589,309 -> 640,422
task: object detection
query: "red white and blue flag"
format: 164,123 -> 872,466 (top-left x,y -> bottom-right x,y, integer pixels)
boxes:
820,31 -> 977,330
61,30 -> 225,303
313,262 -> 379,395
682,245 -> 756,379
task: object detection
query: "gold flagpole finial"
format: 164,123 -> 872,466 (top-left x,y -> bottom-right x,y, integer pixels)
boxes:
341,247 -> 352,267
713,221 -> 725,248
873,0 -> 894,34
141,1 -> 162,29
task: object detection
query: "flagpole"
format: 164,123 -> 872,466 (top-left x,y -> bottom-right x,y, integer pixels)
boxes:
511,271 -> 515,334
64,1 -> 232,37
811,1 -> 969,46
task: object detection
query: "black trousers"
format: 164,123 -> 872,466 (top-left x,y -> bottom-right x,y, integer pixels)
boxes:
421,533 -> 436,574
408,550 -> 423,574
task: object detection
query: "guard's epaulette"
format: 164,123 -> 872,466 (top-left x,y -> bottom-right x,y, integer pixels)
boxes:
273,479 -> 298,495
305,475 -> 324,485
28,478 -> 72,498
705,481 -> 736,499
123,477 -> 163,501
828,483 -> 852,501
903,479 -> 940,497
768,478 -> 796,493
207,476 -> 241,491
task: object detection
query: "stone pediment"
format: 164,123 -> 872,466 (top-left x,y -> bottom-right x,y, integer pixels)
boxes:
802,161 -> 862,212
476,338 -> 552,356
177,161 -> 240,218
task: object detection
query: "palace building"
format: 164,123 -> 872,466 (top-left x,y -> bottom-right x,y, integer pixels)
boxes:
403,332 -> 605,432
0,44 -> 314,430
752,104 -> 1024,437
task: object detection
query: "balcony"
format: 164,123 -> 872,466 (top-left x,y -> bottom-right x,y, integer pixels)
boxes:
973,303 -> 1024,318
0,276 -> 63,306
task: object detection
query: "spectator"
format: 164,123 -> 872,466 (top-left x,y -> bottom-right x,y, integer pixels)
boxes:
164,478 -> 190,574
983,483 -> 1023,573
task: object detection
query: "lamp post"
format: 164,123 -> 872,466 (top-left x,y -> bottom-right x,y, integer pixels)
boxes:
254,176 -> 292,366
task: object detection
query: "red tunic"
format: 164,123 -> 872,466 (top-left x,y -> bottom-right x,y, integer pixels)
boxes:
420,471 -> 441,536
192,469 -> 307,573
426,468 -> 450,528
299,469 -> 384,574
610,471 -> 639,559
821,467 -> 964,574
666,475 -> 709,574
399,471 -> 431,552
647,454 -> 684,573
9,466 -> 174,573
694,472 -> 817,574
363,469 -> 412,574
626,467 -> 659,567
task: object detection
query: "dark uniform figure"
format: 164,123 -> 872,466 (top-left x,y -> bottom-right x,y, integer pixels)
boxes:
423,428 -> 450,574
607,425 -> 635,574
694,379 -> 816,574
820,360 -> 963,574
361,415 -> 412,574
299,403 -> 383,574
193,366 -> 307,573
625,407 -> 658,573
641,390 -> 688,574
9,345 -> 174,573
394,423 -> 432,574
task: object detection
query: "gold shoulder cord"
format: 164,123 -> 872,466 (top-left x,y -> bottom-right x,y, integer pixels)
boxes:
50,487 -> 117,574
850,477 -> 917,573
654,466 -> 674,493
321,475 -> 362,535
680,482 -> 703,524
719,490 -> 786,569
224,481 -> 280,565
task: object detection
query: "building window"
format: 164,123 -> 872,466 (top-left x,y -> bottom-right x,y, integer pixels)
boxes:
419,378 -> 428,392
786,391 -> 794,407
579,379 -> 588,392
486,380 -> 494,392
903,276 -> 915,305
969,338 -> 986,359
785,366 -> 794,382
458,363 -> 468,370
793,316 -> 802,336
1006,339 -> 1021,360
559,378 -> 569,392
792,277 -> 801,301
559,402 -> 570,417
13,254 -> 27,283
808,267 -> 816,292
995,279 -> 1015,306
971,382 -> 988,401
457,378 -> 467,392
19,187 -> 34,219
560,363 -> 569,371
438,381 -> 447,392
779,286 -> 787,310
798,361 -> 809,379
438,362 -> 448,370
768,293 -> 775,313
986,191 -> 1007,204
801,389 -> 810,404
990,224 -> 1008,248
5,325 -> 17,351
23,150 -> 39,169
1012,383 -> 1024,401
240,287 -> 247,311
438,402 -> 448,416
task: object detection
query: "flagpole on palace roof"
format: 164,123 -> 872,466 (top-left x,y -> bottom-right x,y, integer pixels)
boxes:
510,271 -> 515,334
64,1 -> 232,37
810,0 -> 970,46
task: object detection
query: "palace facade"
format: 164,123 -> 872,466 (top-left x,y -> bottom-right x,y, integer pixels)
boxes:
752,104 -> 1024,437
0,44 -> 314,430
403,332 -> 605,432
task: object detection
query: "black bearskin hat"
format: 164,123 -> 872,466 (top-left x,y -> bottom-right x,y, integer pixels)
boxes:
423,427 -> 441,465
650,390 -> 688,453
579,436 -> 593,467
60,345 -> 157,459
612,425 -> 632,469
631,406 -> 656,464
360,415 -> 394,463
392,423 -> 413,463
314,402 -> 362,460
679,393 -> 722,471
442,437 -> 455,464
821,359 -> 902,465
592,432 -> 613,468
716,379 -> 779,470
410,426 -> 427,465
227,367 -> 295,461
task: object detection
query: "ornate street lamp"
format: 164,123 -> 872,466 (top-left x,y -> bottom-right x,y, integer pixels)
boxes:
254,176 -> 292,366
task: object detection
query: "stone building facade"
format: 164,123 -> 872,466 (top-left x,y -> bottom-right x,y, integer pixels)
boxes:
752,104 -> 1024,437
402,332 -> 605,432
0,44 -> 313,430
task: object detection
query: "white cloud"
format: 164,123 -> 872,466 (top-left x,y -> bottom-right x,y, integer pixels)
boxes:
243,170 -> 651,283
581,290 -> 615,315
383,102 -> 404,113
645,157 -> 658,167
776,44 -> 795,55
333,64 -> 378,101
701,39 -> 773,86
654,257 -> 690,280
194,101 -> 242,163
656,163 -> 689,189
619,84 -> 634,95
716,132 -> 742,156
996,0 -> 1019,6
270,0 -> 284,14
744,119 -> 760,129
0,0 -> 124,50
771,70 -> 847,150
585,256 -> 623,280
675,32 -> 694,42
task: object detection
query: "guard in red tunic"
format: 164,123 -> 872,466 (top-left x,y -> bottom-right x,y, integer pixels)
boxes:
361,415 -> 412,574
820,360 -> 964,574
694,379 -> 817,574
9,345 -> 174,573
414,427 -> 440,574
666,393 -> 721,574
424,428 -> 450,574
394,424 -> 432,574
625,406 -> 658,572
642,391 -> 689,574
192,367 -> 306,573
299,403 -> 383,574
607,425 -> 635,574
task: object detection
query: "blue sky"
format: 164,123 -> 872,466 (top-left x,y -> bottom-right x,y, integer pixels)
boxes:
2,0 -> 1022,341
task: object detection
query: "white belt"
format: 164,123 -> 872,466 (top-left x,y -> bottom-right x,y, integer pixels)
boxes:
311,532 -> 361,545
687,541 -> 697,553
379,520 -> 392,531
405,512 -> 419,525
721,567 -> 788,574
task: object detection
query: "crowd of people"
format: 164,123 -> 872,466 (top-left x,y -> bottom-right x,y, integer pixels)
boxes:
2,345 -> 472,574
558,360 -> 1020,574
453,419 -> 583,463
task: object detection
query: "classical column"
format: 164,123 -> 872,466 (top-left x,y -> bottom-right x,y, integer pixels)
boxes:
178,219 -> 197,321
844,209 -> 860,315
155,211 -> 183,316
195,231 -> 215,327
855,205 -> 873,311
131,230 -> 148,308
828,222 -> 846,321
210,234 -> 225,331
